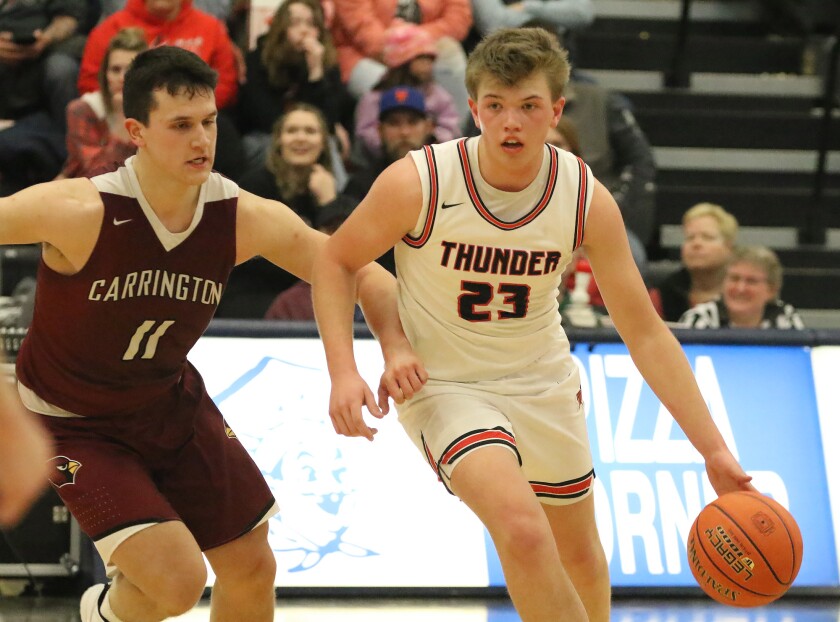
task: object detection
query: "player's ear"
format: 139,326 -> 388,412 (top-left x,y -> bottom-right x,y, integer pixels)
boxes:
553,97 -> 566,124
468,98 -> 480,130
125,118 -> 145,147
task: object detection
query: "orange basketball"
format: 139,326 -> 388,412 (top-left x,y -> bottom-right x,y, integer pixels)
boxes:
686,491 -> 803,607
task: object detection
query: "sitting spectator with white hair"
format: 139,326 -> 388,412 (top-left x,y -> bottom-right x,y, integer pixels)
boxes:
680,245 -> 804,330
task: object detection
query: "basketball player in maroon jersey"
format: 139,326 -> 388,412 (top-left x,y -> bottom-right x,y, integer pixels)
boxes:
0,46 -> 424,622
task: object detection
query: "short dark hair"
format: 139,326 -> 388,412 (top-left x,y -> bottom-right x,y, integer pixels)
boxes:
122,46 -> 218,124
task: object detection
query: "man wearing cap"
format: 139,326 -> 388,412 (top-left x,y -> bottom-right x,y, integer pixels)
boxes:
353,22 -> 462,159
347,86 -> 436,199
345,85 -> 436,274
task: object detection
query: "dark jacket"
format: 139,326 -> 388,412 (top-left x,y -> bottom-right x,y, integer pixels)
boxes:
238,36 -> 346,134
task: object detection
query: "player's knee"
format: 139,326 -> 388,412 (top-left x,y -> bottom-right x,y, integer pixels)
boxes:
246,541 -> 276,584
559,526 -> 608,575
154,565 -> 207,617
495,508 -> 554,555
222,540 -> 276,593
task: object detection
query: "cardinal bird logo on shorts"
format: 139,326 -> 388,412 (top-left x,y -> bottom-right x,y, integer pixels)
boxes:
48,456 -> 82,488
224,421 -> 237,439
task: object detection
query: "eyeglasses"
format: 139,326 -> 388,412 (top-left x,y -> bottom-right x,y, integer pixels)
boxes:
684,232 -> 724,243
725,273 -> 768,287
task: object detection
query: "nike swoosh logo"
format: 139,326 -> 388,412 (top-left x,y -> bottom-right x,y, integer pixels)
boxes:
441,202 -> 463,209
113,218 -> 132,226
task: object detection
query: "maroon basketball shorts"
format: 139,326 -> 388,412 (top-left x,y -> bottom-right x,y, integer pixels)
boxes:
37,371 -> 277,574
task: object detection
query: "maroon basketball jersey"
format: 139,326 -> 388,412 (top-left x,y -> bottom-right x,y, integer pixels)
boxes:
17,157 -> 238,417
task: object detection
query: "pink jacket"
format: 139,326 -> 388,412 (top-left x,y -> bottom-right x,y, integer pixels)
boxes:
331,0 -> 472,82
77,0 -> 239,108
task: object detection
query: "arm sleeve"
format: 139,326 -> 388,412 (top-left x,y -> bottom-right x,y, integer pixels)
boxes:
47,0 -> 87,22
298,66 -> 343,130
521,0 -> 595,30
426,85 -> 461,144
471,0 -> 533,33
353,91 -> 382,155
60,99 -> 94,178
208,21 -> 239,109
418,0 -> 472,41
606,91 -> 657,243
333,0 -> 389,58
77,22 -> 117,94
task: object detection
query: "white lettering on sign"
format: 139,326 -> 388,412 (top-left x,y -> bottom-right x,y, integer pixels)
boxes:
574,353 -> 790,575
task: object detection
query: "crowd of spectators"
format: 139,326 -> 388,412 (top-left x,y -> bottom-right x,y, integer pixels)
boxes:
0,0 -> 803,328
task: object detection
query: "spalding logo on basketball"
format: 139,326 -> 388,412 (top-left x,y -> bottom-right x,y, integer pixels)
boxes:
687,491 -> 803,607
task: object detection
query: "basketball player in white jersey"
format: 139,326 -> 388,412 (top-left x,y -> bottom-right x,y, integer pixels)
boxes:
312,28 -> 755,621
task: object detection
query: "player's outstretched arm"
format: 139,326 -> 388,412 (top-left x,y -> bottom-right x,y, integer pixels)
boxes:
0,179 -> 103,270
0,378 -> 52,527
582,181 -> 754,496
312,158 -> 427,440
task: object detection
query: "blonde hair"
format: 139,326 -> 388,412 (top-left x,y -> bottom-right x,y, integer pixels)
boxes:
728,245 -> 783,293
99,28 -> 148,115
682,202 -> 739,246
465,27 -> 570,101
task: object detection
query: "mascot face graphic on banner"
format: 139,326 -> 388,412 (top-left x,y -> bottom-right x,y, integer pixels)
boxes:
213,356 -> 378,574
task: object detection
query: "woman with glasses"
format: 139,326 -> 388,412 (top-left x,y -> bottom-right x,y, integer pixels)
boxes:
679,245 -> 804,329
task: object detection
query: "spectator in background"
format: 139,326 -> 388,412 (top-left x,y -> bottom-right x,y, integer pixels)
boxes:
100,0 -> 232,21
680,245 -> 804,329
331,0 -> 472,126
264,199 -> 365,321
58,28 -> 147,179
353,21 -> 460,165
76,0 -> 245,179
545,113 -> 649,270
561,79 -> 657,258
78,0 -> 239,109
346,86 -> 435,199
345,86 -> 435,275
655,202 -> 738,322
238,0 -> 350,174
546,116 -> 581,155
467,0 -> 594,60
0,0 -> 87,193
219,103 -> 357,318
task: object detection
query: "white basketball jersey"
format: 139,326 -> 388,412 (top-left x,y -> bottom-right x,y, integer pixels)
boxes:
396,137 -> 593,382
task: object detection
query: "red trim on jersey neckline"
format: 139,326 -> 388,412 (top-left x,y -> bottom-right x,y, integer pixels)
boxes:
402,144 -> 438,248
572,155 -> 588,250
530,469 -> 595,500
440,427 -> 519,466
456,138 -> 558,231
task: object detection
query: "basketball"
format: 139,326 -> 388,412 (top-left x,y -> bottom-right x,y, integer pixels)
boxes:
686,491 -> 803,607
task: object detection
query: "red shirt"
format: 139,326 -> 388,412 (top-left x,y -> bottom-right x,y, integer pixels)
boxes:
77,0 -> 239,108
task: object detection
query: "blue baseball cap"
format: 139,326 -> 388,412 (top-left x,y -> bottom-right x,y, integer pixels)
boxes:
379,86 -> 427,121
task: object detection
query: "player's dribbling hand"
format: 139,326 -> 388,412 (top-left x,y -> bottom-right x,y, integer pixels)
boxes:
704,447 -> 757,497
328,370 -> 382,441
378,346 -> 428,413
